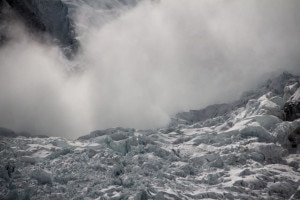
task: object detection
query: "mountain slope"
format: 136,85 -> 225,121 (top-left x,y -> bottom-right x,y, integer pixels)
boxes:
1,72 -> 300,199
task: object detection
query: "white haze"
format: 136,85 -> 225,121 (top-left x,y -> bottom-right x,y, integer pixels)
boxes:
0,0 -> 300,138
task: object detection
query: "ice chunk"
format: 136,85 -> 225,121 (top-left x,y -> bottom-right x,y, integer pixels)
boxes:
31,169 -> 53,185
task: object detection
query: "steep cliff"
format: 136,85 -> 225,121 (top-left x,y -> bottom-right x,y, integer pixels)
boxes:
1,0 -> 78,57
284,87 -> 300,121
0,0 -> 145,58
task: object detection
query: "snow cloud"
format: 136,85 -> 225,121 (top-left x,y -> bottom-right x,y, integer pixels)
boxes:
0,0 -> 300,138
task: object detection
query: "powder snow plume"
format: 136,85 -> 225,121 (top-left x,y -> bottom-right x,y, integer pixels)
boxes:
0,0 -> 300,138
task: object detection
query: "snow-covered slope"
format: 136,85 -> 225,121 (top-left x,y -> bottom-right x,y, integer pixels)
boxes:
1,72 -> 300,199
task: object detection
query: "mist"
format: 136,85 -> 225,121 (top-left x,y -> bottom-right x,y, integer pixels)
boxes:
1,0 -> 300,138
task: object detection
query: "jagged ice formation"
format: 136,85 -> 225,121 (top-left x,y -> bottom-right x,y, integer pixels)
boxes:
1,72 -> 300,199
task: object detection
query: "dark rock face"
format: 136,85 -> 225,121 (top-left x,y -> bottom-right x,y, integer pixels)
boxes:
284,101 -> 300,121
0,0 -> 9,46
5,0 -> 46,32
288,127 -> 300,148
1,0 -> 145,58
2,0 -> 78,57
284,88 -> 300,121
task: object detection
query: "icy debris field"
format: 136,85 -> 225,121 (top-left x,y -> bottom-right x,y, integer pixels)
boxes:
1,73 -> 300,200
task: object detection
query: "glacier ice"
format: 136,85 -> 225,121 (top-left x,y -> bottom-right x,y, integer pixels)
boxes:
0,73 -> 300,199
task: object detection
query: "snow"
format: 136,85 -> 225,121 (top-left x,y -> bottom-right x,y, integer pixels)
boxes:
291,88 -> 300,102
1,73 -> 300,199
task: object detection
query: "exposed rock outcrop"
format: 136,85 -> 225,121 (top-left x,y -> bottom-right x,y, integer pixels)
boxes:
1,0 -> 78,57
284,101 -> 300,121
284,87 -> 300,121
1,0 -> 146,58
0,0 -> 9,46
288,127 -> 300,149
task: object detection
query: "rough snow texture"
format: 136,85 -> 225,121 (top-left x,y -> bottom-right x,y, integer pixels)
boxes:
1,73 -> 300,200
173,72 -> 299,126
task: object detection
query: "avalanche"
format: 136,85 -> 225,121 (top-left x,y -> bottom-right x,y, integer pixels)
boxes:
1,72 -> 300,200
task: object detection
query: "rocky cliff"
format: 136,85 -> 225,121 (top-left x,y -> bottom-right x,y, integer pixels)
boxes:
2,0 -> 78,58
284,87 -> 300,121
0,0 -> 144,58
